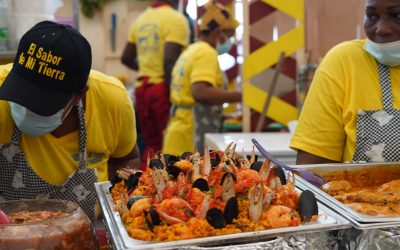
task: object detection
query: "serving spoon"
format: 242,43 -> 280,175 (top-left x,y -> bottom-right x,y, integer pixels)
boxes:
252,138 -> 327,187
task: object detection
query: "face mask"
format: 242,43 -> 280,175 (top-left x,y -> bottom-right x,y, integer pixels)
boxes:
9,102 -> 67,137
364,39 -> 400,66
217,34 -> 233,55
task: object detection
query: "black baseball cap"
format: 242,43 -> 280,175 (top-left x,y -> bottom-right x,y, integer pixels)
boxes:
0,20 -> 92,116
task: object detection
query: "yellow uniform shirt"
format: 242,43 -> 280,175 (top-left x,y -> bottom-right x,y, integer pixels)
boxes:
0,64 -> 137,184
290,39 -> 400,162
163,41 -> 222,156
128,5 -> 189,85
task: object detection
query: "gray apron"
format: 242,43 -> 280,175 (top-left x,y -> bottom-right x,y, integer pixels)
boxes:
353,63 -> 400,162
193,103 -> 223,155
193,72 -> 227,155
0,103 -> 98,220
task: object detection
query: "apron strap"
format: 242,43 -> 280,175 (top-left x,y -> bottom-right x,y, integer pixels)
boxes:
77,102 -> 87,169
378,63 -> 394,109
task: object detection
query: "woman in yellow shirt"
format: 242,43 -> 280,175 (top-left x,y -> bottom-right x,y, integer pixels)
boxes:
163,0 -> 242,156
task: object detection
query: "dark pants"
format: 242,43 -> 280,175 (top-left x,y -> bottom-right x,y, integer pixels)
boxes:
134,77 -> 170,169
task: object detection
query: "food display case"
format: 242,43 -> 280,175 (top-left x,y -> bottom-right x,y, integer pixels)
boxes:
294,162 -> 400,229
95,181 -> 350,250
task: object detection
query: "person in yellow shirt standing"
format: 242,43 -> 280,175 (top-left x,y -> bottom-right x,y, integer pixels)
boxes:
0,21 -> 139,220
121,0 -> 189,169
163,0 -> 241,156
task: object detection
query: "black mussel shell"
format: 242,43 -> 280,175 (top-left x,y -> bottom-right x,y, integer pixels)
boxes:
206,208 -> 225,229
108,186 -> 114,194
246,154 -> 258,162
144,205 -> 161,231
250,161 -> 263,172
220,172 -> 237,185
299,190 -> 318,222
224,197 -> 239,224
192,178 -> 209,192
275,166 -> 287,185
167,164 -> 181,180
165,154 -> 179,165
111,175 -> 123,187
149,159 -> 164,170
127,196 -> 147,210
210,151 -> 221,168
126,172 -> 142,191
180,151 -> 193,160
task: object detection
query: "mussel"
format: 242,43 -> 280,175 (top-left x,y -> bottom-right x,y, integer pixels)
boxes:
250,161 -> 263,172
206,208 -> 225,229
210,151 -> 221,169
192,178 -> 209,192
298,190 -> 318,222
206,197 -> 239,229
275,166 -> 287,185
180,151 -> 193,160
144,205 -> 161,231
166,164 -> 181,180
127,195 -> 147,210
149,159 -> 164,170
126,172 -> 142,191
247,154 -> 258,162
224,197 -> 239,224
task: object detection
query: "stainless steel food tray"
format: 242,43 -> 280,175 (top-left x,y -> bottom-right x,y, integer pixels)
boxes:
95,181 -> 350,250
294,162 -> 400,227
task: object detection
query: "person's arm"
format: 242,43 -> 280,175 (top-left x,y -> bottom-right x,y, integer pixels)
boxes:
164,42 -> 183,87
121,42 -> 139,71
108,144 -> 140,180
192,82 -> 242,105
296,149 -> 339,165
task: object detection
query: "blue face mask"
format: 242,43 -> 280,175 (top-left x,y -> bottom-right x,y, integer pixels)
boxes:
9,102 -> 66,137
364,39 -> 400,66
217,35 -> 233,55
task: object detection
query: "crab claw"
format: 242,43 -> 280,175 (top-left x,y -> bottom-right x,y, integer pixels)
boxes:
221,172 -> 236,202
224,142 -> 237,160
248,182 -> 264,222
202,145 -> 211,178
152,169 -> 168,202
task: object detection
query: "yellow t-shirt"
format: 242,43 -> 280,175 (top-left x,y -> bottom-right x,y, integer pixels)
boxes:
163,41 -> 222,156
290,39 -> 400,162
0,64 -> 137,185
128,5 -> 189,85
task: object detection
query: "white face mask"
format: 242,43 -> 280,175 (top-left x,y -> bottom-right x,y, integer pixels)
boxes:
9,101 -> 70,137
364,39 -> 400,66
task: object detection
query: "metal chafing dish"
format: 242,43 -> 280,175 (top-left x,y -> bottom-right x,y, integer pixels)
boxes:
95,181 -> 350,250
294,162 -> 400,229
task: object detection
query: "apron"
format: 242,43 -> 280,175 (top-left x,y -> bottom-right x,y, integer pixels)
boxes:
353,63 -> 400,162
0,103 -> 98,220
193,72 -> 227,154
193,103 -> 223,155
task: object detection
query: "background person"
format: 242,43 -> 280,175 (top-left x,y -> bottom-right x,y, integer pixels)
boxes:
121,0 -> 189,168
0,21 -> 139,220
163,0 -> 241,156
290,0 -> 400,164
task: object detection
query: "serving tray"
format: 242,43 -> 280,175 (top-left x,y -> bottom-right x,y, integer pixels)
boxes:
294,162 -> 400,228
95,181 -> 350,250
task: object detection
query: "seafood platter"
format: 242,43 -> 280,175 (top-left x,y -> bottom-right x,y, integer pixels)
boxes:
294,162 -> 400,229
96,144 -> 350,249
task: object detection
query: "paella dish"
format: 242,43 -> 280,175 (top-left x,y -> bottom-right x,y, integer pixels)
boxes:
320,165 -> 400,217
110,144 -> 320,242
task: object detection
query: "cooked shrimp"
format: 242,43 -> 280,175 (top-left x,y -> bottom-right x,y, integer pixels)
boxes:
263,205 -> 293,228
129,197 -> 152,218
155,198 -> 195,224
